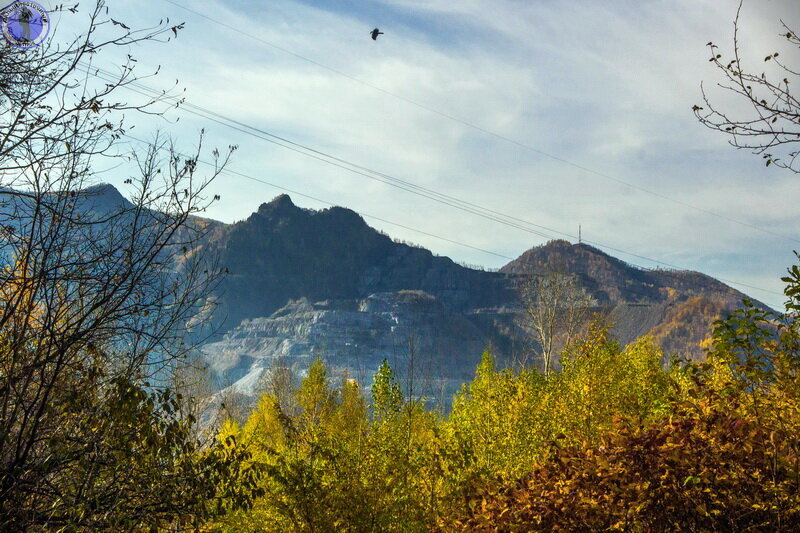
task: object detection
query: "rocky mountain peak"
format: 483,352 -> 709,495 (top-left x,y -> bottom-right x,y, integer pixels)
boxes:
83,182 -> 124,197
256,193 -> 300,217
500,239 -> 624,276
319,205 -> 365,224
78,183 -> 131,213
250,195 -> 368,233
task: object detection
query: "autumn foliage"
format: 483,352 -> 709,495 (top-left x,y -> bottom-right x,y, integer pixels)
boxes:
209,260 -> 800,532
446,399 -> 800,531
439,263 -> 800,532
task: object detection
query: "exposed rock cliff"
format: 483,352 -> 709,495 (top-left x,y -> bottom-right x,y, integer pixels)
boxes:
201,291 -> 506,404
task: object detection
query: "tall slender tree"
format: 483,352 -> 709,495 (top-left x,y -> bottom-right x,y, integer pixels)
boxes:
518,267 -> 594,376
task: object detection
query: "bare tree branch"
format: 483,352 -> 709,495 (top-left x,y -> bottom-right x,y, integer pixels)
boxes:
695,1 -> 800,172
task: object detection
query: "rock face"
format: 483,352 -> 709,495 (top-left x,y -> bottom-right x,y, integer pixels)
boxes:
201,291 -> 505,404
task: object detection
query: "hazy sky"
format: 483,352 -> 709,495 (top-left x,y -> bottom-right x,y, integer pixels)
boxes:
45,0 -> 800,309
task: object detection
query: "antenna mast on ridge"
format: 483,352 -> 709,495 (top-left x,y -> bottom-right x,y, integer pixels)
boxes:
578,225 -> 582,244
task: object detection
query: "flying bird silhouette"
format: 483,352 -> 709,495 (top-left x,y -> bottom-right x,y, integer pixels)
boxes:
371,28 -> 383,40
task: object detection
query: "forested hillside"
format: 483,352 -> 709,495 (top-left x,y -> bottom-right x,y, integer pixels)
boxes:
209,274 -> 800,531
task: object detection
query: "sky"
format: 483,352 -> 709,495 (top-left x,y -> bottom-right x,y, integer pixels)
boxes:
40,0 -> 800,309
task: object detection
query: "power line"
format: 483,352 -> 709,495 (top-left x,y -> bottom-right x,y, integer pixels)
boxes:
84,64 -> 567,244
86,64 -> 783,299
120,128 -> 784,303
161,0 -> 800,246
118,135 -> 525,263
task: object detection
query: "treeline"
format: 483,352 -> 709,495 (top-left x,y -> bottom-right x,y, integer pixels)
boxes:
208,267 -> 800,531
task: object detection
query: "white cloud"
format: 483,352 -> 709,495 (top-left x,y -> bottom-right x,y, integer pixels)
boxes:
84,0 -> 800,309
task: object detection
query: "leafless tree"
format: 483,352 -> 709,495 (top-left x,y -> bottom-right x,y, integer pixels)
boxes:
172,354 -> 217,437
0,2 -> 253,529
259,357 -> 299,417
518,269 -> 594,376
217,381 -> 253,427
694,2 -> 800,172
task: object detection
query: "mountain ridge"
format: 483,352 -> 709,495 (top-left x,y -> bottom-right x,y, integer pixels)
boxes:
183,188 -> 765,396
27,183 -> 766,397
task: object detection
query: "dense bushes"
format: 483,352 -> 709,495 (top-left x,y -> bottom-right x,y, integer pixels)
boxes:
442,270 -> 800,531
447,396 -> 800,531
214,360 -> 441,532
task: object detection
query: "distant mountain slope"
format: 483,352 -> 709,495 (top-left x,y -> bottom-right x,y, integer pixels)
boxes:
500,239 -> 767,360
500,239 -> 659,303
500,239 -> 758,305
192,195 -> 765,396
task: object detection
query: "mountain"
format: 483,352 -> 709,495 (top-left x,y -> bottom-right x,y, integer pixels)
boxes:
0,184 -> 764,401
500,239 -> 765,360
205,194 -> 513,332
194,193 -> 763,400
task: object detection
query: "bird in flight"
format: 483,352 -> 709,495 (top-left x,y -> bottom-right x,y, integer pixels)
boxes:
371,28 -> 384,40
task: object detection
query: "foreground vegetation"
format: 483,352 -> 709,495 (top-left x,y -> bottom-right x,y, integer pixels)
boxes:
205,263 -> 800,532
